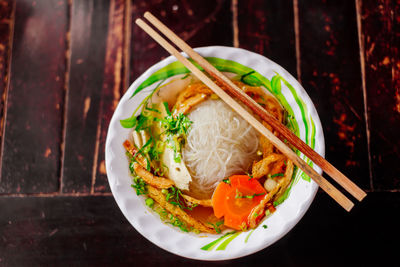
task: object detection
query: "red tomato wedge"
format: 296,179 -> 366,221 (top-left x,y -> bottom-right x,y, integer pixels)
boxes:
212,175 -> 267,230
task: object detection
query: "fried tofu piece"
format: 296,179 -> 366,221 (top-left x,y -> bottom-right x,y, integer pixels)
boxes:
147,185 -> 216,233
174,93 -> 209,116
173,82 -> 213,116
259,121 -> 275,156
133,163 -> 174,189
181,194 -> 213,207
124,140 -> 175,189
275,160 -> 294,198
252,153 -> 286,179
248,159 -> 294,228
123,140 -> 147,167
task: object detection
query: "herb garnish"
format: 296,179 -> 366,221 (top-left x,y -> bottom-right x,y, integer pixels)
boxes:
165,186 -> 197,210
270,173 -> 284,178
131,176 -> 147,196
120,80 -> 165,129
235,189 -> 265,199
168,214 -> 189,232
160,103 -> 192,163
209,220 -> 224,234
222,178 -> 231,184
263,225 -> 268,229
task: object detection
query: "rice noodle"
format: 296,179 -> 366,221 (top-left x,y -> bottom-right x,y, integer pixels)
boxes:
182,99 -> 260,199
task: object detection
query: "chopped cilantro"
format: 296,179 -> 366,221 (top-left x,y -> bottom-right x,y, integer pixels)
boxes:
165,186 -> 197,211
161,111 -> 192,163
131,176 -> 147,196
263,225 -> 268,229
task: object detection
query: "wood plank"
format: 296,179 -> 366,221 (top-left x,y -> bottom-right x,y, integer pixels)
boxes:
360,0 -> 400,190
0,0 -> 14,139
0,192 -> 397,265
237,0 -> 297,77
129,0 -> 233,82
298,0 -> 370,189
0,0 -> 68,194
61,0 -> 111,193
93,0 -> 127,193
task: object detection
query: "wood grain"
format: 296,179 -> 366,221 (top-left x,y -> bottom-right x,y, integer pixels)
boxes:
61,0 -> 111,193
237,0 -> 297,77
94,0 -> 128,193
298,0 -> 371,189
0,0 -> 68,194
0,0 -> 14,142
129,0 -> 233,82
0,192 -> 397,265
360,0 -> 400,190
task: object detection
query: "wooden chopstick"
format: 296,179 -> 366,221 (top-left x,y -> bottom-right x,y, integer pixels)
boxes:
135,17 -> 355,211
142,12 -> 366,203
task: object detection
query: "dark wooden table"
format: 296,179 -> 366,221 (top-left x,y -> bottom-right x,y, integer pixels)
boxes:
0,0 -> 399,266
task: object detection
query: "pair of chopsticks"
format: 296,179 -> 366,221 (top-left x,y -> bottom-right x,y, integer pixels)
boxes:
135,12 -> 366,211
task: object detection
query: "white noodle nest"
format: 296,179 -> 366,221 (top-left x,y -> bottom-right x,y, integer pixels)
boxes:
182,99 -> 260,199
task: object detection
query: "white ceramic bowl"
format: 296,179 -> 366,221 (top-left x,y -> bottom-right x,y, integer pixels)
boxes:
105,46 -> 325,261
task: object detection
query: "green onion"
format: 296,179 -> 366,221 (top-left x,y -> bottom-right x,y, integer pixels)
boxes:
271,173 -> 284,178
222,178 -> 231,184
209,220 -> 224,234
235,190 -> 265,199
145,198 -> 154,208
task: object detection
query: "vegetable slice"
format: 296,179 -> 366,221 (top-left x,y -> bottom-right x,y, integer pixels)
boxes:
212,175 -> 266,230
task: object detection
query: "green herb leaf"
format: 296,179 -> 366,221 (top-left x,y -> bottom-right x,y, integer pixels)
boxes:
131,177 -> 147,196
168,214 -> 189,232
120,116 -> 137,128
222,178 -> 231,184
209,220 -> 224,234
145,106 -> 161,113
263,225 -> 268,229
235,190 -> 265,199
165,186 -> 195,211
271,173 -> 284,178
160,111 -> 192,163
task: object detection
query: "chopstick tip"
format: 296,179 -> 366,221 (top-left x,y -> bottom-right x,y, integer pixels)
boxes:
357,191 -> 367,202
135,18 -> 144,25
345,202 -> 355,212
